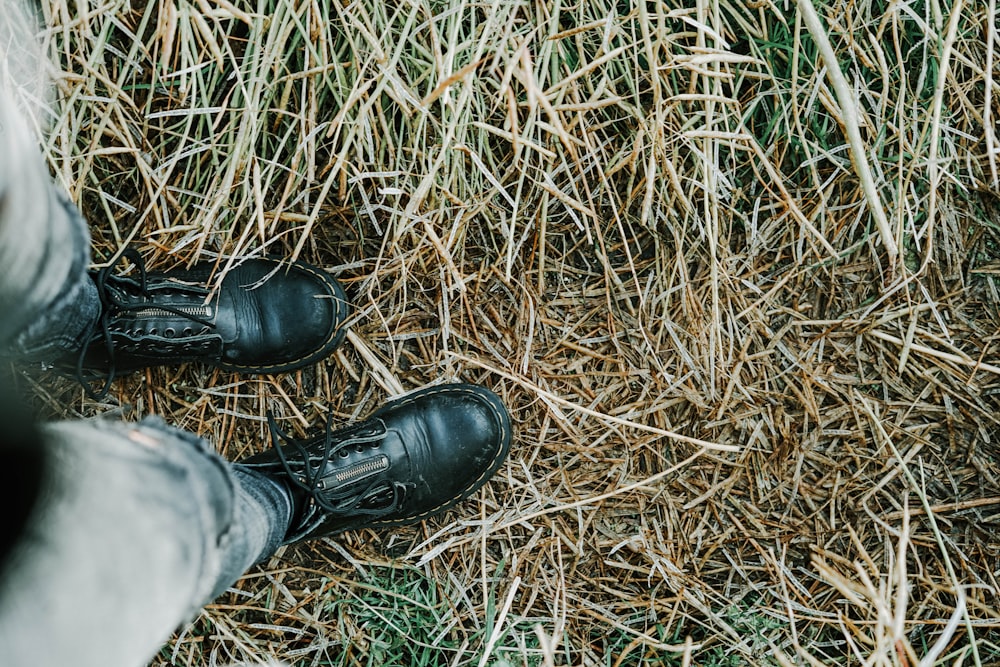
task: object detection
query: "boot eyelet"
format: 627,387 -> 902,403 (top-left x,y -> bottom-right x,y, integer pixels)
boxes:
165,327 -> 176,338
149,328 -> 158,335
135,328 -> 144,335
371,441 -> 382,449
339,450 -> 350,459
183,327 -> 193,335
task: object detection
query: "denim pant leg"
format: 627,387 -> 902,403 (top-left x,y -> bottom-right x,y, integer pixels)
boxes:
0,417 -> 290,667
0,86 -> 99,358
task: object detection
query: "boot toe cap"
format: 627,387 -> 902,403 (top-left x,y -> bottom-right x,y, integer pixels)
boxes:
220,259 -> 349,373
380,384 -> 512,523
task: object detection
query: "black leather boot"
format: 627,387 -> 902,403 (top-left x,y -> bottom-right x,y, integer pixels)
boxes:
238,383 -> 511,544
71,251 -> 349,396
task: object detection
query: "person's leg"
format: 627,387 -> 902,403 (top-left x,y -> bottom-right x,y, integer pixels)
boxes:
0,384 -> 511,667
0,86 -> 100,359
0,416 -> 292,667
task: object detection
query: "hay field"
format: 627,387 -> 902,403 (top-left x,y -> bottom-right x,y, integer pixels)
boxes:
29,0 -> 1000,664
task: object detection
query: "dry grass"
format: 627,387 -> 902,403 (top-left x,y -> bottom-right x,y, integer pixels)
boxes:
21,0 -> 1000,664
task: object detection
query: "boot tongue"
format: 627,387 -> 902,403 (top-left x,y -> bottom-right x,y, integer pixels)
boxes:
113,277 -> 218,337
134,290 -> 213,324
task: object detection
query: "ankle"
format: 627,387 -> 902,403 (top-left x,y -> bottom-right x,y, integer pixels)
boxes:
5,255 -> 100,361
230,465 -> 296,556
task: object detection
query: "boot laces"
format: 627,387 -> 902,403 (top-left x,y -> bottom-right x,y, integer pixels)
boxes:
266,410 -> 407,520
76,248 -> 215,400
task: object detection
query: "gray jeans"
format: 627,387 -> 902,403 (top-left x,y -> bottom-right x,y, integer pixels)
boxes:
0,87 -> 100,359
0,86 -> 291,667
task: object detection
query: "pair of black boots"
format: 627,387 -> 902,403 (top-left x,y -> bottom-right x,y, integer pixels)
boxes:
68,255 -> 511,545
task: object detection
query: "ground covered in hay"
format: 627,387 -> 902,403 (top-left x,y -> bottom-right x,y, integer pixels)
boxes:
21,0 -> 1000,664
